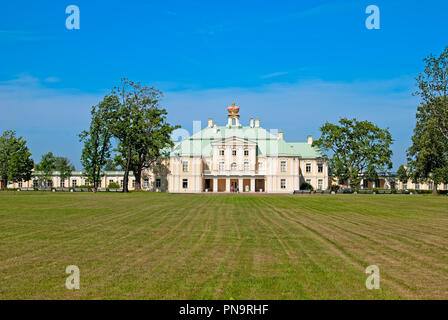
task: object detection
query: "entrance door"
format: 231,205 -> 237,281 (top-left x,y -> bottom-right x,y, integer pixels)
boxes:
230,179 -> 239,192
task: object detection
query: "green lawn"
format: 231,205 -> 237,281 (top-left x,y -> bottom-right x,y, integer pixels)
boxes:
0,192 -> 447,299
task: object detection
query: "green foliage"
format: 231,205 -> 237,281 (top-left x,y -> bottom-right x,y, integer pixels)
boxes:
313,118 -> 393,188
107,182 -> 120,189
35,152 -> 56,187
409,47 -> 448,194
300,182 -> 313,191
99,78 -> 179,192
79,103 -> 112,190
0,130 -> 34,189
104,158 -> 118,171
397,165 -> 409,184
55,157 -> 74,182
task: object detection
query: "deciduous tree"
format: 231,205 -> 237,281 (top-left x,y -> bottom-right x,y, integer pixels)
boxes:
0,130 -> 34,189
79,102 -> 112,191
409,48 -> 448,194
100,79 -> 178,192
55,157 -> 75,188
313,118 -> 393,188
35,152 -> 56,188
397,165 -> 409,189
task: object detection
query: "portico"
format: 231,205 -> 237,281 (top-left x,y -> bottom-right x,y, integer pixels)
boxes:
204,175 -> 265,192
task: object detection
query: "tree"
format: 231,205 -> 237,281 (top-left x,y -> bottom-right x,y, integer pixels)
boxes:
0,130 -> 34,189
99,79 -> 178,192
55,157 -> 75,188
313,118 -> 393,188
35,152 -> 56,187
79,102 -> 112,191
415,47 -> 448,143
397,165 -> 409,189
407,104 -> 448,194
409,48 -> 448,194
104,158 -> 118,171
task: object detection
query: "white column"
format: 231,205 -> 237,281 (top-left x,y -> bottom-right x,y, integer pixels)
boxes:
213,178 -> 218,192
238,178 -> 243,192
226,178 -> 230,192
250,178 -> 255,192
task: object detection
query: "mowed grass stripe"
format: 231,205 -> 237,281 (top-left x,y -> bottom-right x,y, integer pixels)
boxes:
254,196 -> 396,299
258,195 -> 447,298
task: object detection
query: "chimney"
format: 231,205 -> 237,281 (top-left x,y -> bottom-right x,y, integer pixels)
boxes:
208,118 -> 213,128
213,123 -> 217,133
307,135 -> 313,145
278,131 -> 283,140
255,119 -> 260,127
250,118 -> 254,128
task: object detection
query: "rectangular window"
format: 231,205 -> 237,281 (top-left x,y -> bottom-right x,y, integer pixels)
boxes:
144,178 -> 149,188
18,181 -> 23,188
415,183 -> 420,190
428,182 -> 433,190
444,184 -> 448,190
280,179 -> 286,189
72,180 -> 77,188
244,162 -> 249,172
182,161 -> 189,172
306,179 -> 311,185
318,179 -> 323,190
318,162 -> 323,173
232,150 -> 237,156
403,183 -> 407,190
219,162 -> 225,172
219,150 -> 224,156
306,163 -> 311,173
47,180 -> 53,187
258,162 -> 263,170
155,178 -> 161,188
33,180 -> 39,188
280,161 -> 286,172
120,180 -> 123,188
244,150 -> 249,156
60,180 -> 65,188
132,180 -> 136,188
182,179 -> 188,189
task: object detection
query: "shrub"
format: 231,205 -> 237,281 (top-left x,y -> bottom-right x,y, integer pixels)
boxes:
108,182 -> 120,189
300,182 -> 314,191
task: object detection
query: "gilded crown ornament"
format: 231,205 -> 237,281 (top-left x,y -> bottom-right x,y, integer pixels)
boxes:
227,102 -> 240,116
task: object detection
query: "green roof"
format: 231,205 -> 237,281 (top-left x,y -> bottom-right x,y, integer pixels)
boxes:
169,125 -> 325,158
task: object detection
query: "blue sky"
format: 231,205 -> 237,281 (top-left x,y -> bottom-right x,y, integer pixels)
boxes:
1,0 -> 448,169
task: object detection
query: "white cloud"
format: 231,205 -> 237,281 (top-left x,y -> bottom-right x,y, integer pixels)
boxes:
260,72 -> 289,79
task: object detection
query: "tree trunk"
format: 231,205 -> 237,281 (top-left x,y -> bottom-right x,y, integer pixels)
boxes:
123,146 -> 132,193
432,183 -> 438,195
134,169 -> 142,191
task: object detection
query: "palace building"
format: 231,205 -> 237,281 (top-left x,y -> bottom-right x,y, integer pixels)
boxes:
166,103 -> 329,193
7,103 -> 330,193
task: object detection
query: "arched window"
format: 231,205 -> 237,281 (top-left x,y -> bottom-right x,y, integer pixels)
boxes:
232,118 -> 236,125
231,162 -> 237,171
